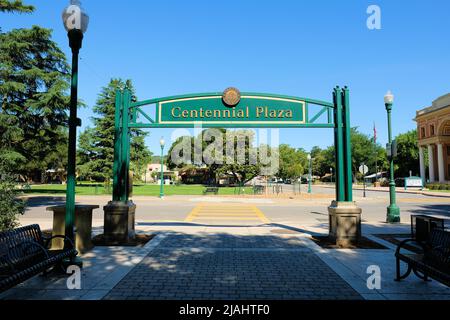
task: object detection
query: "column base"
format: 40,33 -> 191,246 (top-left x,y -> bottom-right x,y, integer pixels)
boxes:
328,201 -> 362,246
103,201 -> 136,245
387,205 -> 401,223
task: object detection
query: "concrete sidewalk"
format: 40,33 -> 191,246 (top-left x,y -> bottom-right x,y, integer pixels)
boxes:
1,221 -> 450,300
320,184 -> 450,198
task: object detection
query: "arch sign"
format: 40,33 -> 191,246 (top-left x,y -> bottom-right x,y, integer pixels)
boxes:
108,86 -> 361,245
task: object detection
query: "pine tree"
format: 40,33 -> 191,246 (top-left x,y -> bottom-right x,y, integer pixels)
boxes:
0,3 -> 70,179
0,0 -> 34,13
77,79 -> 152,182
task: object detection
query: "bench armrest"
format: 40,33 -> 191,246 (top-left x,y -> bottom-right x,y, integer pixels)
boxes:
395,238 -> 427,256
43,235 -> 75,250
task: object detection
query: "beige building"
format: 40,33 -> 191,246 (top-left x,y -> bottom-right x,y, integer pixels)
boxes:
415,93 -> 450,183
142,163 -> 178,183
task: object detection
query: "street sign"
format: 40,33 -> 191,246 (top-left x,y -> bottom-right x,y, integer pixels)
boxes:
405,176 -> 424,190
359,164 -> 369,175
158,94 -> 306,126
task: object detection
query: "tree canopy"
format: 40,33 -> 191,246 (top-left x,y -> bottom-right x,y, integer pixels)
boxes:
0,0 -> 34,13
0,4 -> 70,180
167,128 -> 273,184
395,129 -> 420,177
277,144 -> 307,180
77,79 -> 152,182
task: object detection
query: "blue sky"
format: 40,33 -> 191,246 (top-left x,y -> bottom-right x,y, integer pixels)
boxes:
2,0 -> 449,157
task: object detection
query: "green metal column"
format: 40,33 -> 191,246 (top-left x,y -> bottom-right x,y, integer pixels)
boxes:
112,90 -> 123,201
333,87 -> 345,202
120,89 -> 131,202
65,30 -> 83,248
342,87 -> 353,202
386,100 -> 400,222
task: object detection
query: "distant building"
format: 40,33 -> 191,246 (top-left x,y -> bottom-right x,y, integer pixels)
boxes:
415,93 -> 450,183
142,163 -> 178,183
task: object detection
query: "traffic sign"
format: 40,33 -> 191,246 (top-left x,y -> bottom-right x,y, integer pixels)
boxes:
359,164 -> 369,175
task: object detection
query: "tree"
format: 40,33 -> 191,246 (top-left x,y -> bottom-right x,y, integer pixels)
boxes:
277,144 -> 307,180
395,129 -> 419,177
0,0 -> 34,13
310,146 -> 331,177
306,128 -> 388,181
167,128 -> 267,184
76,127 -> 97,180
0,178 -> 25,231
1,8 -> 70,179
77,79 -> 152,182
130,132 -> 152,182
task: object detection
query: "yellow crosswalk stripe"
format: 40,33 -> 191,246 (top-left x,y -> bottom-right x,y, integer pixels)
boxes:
184,203 -> 203,222
251,206 -> 271,224
184,204 -> 270,224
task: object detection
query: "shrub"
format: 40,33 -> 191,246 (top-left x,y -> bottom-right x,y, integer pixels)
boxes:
425,183 -> 450,190
380,178 -> 390,187
0,178 -> 26,232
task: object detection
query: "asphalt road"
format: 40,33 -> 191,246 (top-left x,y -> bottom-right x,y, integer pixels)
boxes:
19,185 -> 450,231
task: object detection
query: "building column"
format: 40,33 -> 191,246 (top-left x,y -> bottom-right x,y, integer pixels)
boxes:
428,145 -> 435,182
437,143 -> 446,183
419,146 -> 426,183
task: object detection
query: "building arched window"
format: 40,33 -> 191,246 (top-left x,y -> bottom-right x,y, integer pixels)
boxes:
421,127 -> 426,139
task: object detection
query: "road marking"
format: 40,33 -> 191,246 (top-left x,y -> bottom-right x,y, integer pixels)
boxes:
397,198 -> 450,203
184,203 -> 203,222
251,206 -> 271,224
184,203 -> 270,224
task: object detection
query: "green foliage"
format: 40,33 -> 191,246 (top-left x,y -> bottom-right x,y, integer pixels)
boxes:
130,132 -> 152,182
0,12 -> 70,179
426,183 -> 450,191
350,128 -> 386,179
167,129 -> 264,184
0,0 -> 34,13
277,144 -> 307,179
0,178 -> 26,231
310,145 -> 335,177
77,79 -> 152,182
395,129 -> 419,177
302,128 -> 388,181
217,130 -> 262,184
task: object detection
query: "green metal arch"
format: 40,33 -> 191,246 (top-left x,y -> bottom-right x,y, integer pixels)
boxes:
130,92 -> 334,109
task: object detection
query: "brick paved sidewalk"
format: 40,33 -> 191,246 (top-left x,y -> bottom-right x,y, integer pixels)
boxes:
103,233 -> 362,300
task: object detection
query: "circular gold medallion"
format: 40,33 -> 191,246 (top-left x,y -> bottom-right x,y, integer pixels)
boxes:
222,87 -> 241,107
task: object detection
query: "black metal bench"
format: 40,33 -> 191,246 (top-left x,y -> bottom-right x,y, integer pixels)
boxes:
0,224 -> 78,293
203,187 -> 219,195
395,228 -> 450,287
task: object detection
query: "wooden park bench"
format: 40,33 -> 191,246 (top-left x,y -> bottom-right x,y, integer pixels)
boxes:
203,187 -> 219,195
0,224 -> 78,293
395,228 -> 450,287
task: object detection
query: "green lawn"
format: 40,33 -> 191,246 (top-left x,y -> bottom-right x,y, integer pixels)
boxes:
22,184 -> 255,196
